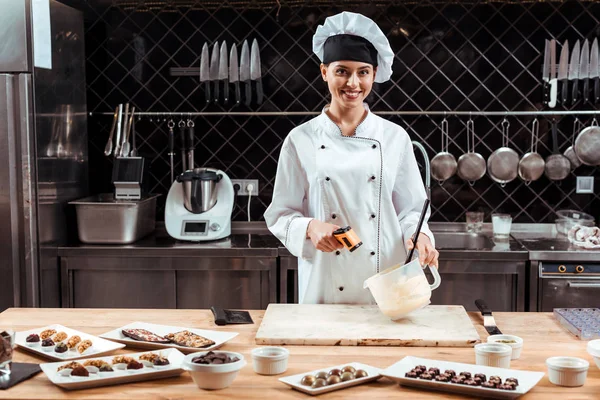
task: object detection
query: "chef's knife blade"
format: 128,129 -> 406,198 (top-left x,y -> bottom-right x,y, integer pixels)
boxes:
569,39 -> 580,105
590,38 -> 599,104
475,299 -> 503,335
250,38 -> 263,105
200,43 -> 210,105
219,41 -> 229,105
549,39 -> 557,108
580,39 -> 590,103
210,41 -> 220,104
558,40 -> 569,105
542,40 -> 550,106
240,40 -> 251,107
229,44 -> 240,105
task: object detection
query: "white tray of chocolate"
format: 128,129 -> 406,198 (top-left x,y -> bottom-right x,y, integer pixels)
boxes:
15,324 -> 125,361
40,348 -> 185,390
381,356 -> 545,399
99,321 -> 238,353
279,362 -> 382,395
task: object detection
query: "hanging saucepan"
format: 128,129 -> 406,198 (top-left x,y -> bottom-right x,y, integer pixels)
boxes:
457,116 -> 486,185
518,118 -> 545,183
544,118 -> 571,181
563,117 -> 582,169
574,117 -> 600,166
430,116 -> 457,184
487,117 -> 519,187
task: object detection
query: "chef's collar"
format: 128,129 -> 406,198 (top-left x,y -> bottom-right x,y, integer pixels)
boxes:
320,103 -> 374,136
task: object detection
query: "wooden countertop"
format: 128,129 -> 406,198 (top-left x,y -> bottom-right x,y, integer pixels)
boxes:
0,308 -> 597,399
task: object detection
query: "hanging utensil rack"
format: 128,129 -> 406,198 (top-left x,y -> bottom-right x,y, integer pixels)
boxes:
90,110 -> 600,117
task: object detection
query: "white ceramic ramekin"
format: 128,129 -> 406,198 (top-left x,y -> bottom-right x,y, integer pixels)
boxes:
546,356 -> 589,387
474,343 -> 512,368
182,351 -> 246,390
251,346 -> 289,375
487,334 -> 524,360
587,339 -> 600,370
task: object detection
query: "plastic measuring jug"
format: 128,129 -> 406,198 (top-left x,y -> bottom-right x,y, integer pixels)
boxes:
363,258 -> 441,320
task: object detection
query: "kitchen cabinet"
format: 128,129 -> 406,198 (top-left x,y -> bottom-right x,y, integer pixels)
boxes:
60,256 -> 277,309
279,256 -> 526,311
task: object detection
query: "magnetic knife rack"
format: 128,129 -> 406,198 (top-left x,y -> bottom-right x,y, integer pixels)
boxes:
90,110 -> 600,117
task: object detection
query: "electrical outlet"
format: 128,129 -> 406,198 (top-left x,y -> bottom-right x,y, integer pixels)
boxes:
231,179 -> 259,196
576,176 -> 594,194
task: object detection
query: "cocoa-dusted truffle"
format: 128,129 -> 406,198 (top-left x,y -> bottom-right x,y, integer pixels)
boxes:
474,373 -> 486,381
419,372 -> 433,380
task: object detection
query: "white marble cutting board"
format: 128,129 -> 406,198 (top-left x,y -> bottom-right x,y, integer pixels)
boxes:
255,304 -> 481,347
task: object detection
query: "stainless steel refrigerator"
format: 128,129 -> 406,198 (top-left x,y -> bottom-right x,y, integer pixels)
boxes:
0,0 -> 88,311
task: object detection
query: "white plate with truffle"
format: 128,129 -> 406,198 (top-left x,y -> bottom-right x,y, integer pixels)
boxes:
40,348 -> 184,390
15,324 -> 125,361
279,362 -> 381,395
99,321 -> 238,353
381,356 -> 545,399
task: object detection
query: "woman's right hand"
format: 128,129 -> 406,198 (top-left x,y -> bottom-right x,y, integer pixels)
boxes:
307,219 -> 344,252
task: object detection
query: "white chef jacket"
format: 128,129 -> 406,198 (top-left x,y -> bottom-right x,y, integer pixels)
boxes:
264,104 -> 434,304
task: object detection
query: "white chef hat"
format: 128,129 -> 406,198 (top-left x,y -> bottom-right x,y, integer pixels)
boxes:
312,11 -> 394,83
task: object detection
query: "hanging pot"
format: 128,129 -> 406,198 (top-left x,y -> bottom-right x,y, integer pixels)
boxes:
518,118 -> 545,183
563,117 -> 582,169
487,117 -> 519,186
457,117 -> 486,184
574,117 -> 600,166
430,116 -> 457,184
544,119 -> 571,181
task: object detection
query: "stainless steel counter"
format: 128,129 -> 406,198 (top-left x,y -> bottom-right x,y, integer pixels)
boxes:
511,223 -> 600,262
56,222 -> 600,263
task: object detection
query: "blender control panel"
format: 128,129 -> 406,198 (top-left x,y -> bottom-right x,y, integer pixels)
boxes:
182,220 -> 209,235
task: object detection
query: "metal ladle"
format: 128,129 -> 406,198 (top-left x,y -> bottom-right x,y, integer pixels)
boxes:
487,117 -> 519,187
457,115 -> 486,185
430,115 -> 457,184
518,118 -> 545,183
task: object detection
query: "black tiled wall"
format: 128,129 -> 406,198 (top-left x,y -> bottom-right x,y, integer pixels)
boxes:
74,0 -> 600,223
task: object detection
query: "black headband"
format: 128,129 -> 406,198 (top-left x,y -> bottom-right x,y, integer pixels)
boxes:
322,34 -> 378,66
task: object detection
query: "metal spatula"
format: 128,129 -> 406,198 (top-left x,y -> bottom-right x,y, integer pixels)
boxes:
475,299 -> 503,335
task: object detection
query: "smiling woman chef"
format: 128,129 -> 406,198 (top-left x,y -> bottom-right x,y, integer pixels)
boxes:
265,11 -> 439,304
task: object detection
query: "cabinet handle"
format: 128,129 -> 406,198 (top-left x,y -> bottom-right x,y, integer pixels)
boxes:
567,281 -> 600,288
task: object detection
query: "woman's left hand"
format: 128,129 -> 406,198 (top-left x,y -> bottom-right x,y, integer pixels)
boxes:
406,233 -> 439,268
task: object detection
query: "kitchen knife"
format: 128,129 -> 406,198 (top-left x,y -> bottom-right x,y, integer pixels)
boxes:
549,39 -> 557,108
219,41 -> 229,105
229,43 -> 240,105
240,40 -> 251,107
569,39 -> 580,105
210,41 -> 220,104
475,299 -> 503,335
542,40 -> 550,106
590,38 -> 599,104
580,39 -> 590,103
558,40 -> 569,105
250,38 -> 263,105
200,43 -> 210,105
